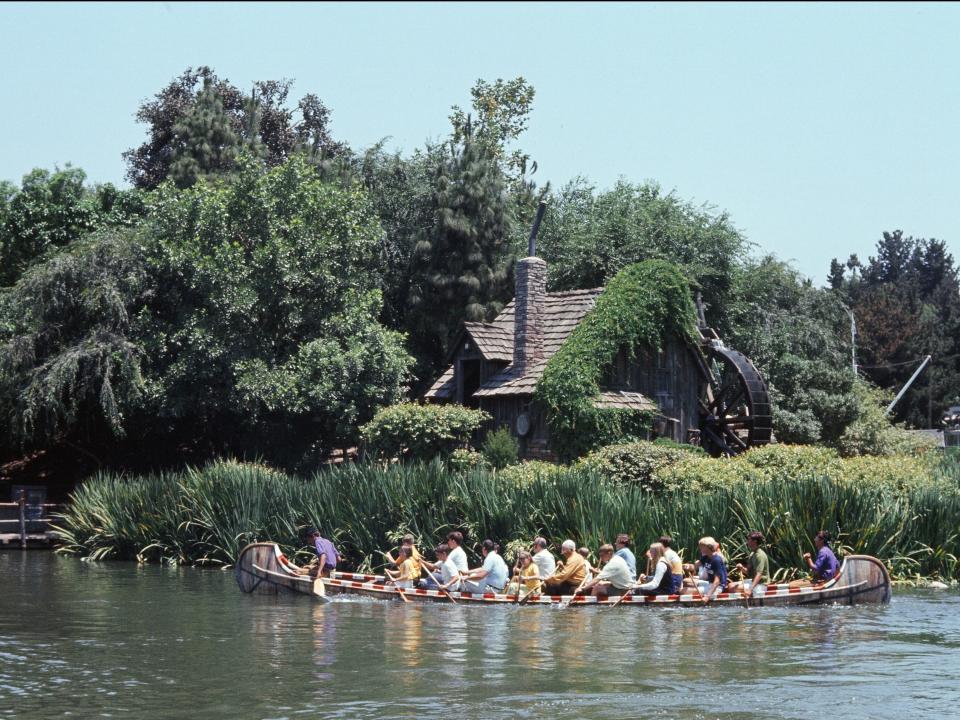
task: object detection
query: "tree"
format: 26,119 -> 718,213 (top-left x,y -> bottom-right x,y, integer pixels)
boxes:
168,80 -> 241,188
406,130 -> 515,380
0,167 -> 145,286
0,157 -> 412,467
829,231 -> 960,427
727,256 -> 858,444
124,67 -> 347,189
536,178 -> 747,338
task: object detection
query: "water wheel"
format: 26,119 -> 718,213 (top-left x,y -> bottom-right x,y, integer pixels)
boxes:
698,342 -> 773,457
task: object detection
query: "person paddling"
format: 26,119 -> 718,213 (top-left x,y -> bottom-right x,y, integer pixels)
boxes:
614,534 -> 638,581
461,539 -> 509,594
543,539 -> 588,595
697,536 -> 728,604
580,544 -> 633,597
727,531 -> 770,597
635,542 -> 682,596
506,550 -> 540,597
531,537 -> 556,579
300,527 -> 340,578
384,546 -> 418,589
384,534 -> 422,582
791,530 -> 839,587
658,535 -> 685,592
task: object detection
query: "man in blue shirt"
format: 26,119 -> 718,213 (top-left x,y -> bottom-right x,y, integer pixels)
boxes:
697,536 -> 727,604
614,534 -> 637,581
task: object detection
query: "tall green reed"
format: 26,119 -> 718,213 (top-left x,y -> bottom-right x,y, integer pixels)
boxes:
52,456 -> 960,579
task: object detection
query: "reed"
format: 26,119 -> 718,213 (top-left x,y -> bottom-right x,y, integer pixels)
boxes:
52,454 -> 960,580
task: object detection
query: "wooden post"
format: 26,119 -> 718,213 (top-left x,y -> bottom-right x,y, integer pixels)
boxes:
18,489 -> 26,549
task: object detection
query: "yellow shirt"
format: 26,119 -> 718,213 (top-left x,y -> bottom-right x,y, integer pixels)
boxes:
550,552 -> 587,585
399,557 -> 420,581
521,563 -> 540,590
408,546 -> 422,576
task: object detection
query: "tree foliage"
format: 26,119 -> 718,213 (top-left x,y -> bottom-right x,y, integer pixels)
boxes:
0,167 -> 144,286
829,231 -> 960,427
124,66 -> 347,189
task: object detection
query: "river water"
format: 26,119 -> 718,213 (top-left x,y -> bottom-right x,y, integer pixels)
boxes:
1,552 -> 958,720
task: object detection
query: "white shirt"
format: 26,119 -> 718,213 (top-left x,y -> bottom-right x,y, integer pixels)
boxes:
596,554 -> 634,590
448,545 -> 468,574
439,557 -> 461,591
636,558 -> 670,592
532,549 -> 556,579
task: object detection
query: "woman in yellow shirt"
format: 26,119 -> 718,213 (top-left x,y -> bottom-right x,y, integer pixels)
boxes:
384,546 -> 419,589
506,551 -> 541,596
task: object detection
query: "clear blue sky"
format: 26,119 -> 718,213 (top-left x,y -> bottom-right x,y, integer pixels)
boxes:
2,2 -> 958,283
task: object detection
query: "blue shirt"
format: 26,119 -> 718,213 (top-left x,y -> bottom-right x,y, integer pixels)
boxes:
313,536 -> 339,569
615,547 -> 637,580
701,553 -> 728,589
813,546 -> 839,582
482,551 -> 509,590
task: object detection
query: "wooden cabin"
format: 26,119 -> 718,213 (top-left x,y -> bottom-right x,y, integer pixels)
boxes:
423,254 -> 710,460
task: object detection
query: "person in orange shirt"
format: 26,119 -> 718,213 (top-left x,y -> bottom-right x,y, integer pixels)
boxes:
384,546 -> 419,589
542,539 -> 587,595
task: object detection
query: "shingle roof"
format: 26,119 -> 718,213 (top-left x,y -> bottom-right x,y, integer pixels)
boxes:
594,390 -> 658,411
463,322 -> 513,362
471,288 -> 603,398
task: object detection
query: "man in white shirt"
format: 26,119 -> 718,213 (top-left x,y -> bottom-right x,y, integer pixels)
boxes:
580,544 -> 633,596
531,536 -> 556,579
420,530 -> 468,587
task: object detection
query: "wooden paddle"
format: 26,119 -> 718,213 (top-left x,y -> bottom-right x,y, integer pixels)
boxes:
608,580 -> 639,609
421,564 -> 458,604
518,577 -> 542,605
559,574 -> 591,608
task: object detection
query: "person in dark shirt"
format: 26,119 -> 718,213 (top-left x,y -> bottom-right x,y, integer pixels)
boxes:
791,530 -> 840,587
697,536 -> 727,604
301,526 -> 340,578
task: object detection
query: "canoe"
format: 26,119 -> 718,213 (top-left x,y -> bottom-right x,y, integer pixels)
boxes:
234,542 -> 328,601
235,542 -> 891,607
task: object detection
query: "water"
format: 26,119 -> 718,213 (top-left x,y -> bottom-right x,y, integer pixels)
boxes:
1,553 -> 958,720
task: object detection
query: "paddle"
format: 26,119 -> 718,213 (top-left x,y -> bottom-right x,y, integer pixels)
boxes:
378,550 -> 410,602
559,574 -> 591,609
421,564 -> 458,604
518,577 -> 542,605
608,579 -> 640,609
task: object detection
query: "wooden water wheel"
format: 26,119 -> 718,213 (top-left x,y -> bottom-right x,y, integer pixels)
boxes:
698,340 -> 773,457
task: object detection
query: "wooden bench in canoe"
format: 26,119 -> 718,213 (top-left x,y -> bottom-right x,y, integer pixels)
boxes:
236,542 -> 892,607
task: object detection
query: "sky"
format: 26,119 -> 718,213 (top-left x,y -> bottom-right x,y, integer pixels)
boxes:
1,2 -> 958,284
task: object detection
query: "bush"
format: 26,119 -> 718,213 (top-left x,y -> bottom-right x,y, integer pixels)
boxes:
360,403 -> 491,461
837,381 -> 938,457
498,460 -> 565,486
448,448 -> 488,473
481,427 -> 519,469
577,440 -> 701,491
740,444 -> 842,479
651,454 -> 761,493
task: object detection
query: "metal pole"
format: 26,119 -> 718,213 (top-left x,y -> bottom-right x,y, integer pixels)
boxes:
885,355 -> 932,416
18,490 -> 26,549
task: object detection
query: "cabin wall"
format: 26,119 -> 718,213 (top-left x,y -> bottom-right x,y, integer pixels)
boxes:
604,338 -> 704,444
479,396 -> 554,461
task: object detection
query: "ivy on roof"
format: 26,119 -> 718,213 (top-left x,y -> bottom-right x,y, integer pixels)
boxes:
535,259 -> 698,460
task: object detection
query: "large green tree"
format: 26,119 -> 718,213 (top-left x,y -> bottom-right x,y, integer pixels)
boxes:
168,80 -> 241,188
829,231 -> 960,427
0,167 -> 144,286
0,157 -> 412,467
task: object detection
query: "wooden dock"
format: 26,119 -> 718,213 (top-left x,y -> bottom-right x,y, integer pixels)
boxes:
0,492 -> 59,549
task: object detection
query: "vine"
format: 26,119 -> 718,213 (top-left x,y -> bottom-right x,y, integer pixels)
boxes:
535,260 -> 698,459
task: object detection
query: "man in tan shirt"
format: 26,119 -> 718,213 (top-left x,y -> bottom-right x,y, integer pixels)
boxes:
542,539 -> 587,595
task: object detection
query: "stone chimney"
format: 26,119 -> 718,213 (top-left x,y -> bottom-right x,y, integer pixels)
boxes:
513,255 -> 547,372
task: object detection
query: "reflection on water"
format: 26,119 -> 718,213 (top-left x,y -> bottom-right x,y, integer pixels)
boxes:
1,552 -> 958,720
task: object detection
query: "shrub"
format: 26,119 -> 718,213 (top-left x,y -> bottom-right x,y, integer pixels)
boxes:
360,403 -> 491,461
652,454 -> 761,493
577,440 -> 701,491
448,448 -> 488,473
498,460 -> 565,486
837,381 -> 939,457
741,444 -> 842,479
481,427 -> 519,469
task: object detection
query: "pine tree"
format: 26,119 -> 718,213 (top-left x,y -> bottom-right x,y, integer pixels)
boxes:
407,125 -> 515,377
169,80 -> 240,188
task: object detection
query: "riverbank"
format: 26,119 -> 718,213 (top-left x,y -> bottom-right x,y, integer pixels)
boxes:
52,451 -> 960,581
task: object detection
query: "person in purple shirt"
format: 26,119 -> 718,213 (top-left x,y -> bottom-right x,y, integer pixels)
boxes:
301,526 -> 339,578
804,530 -> 839,583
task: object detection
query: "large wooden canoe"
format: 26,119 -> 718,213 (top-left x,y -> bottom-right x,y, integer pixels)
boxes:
235,542 -> 891,607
